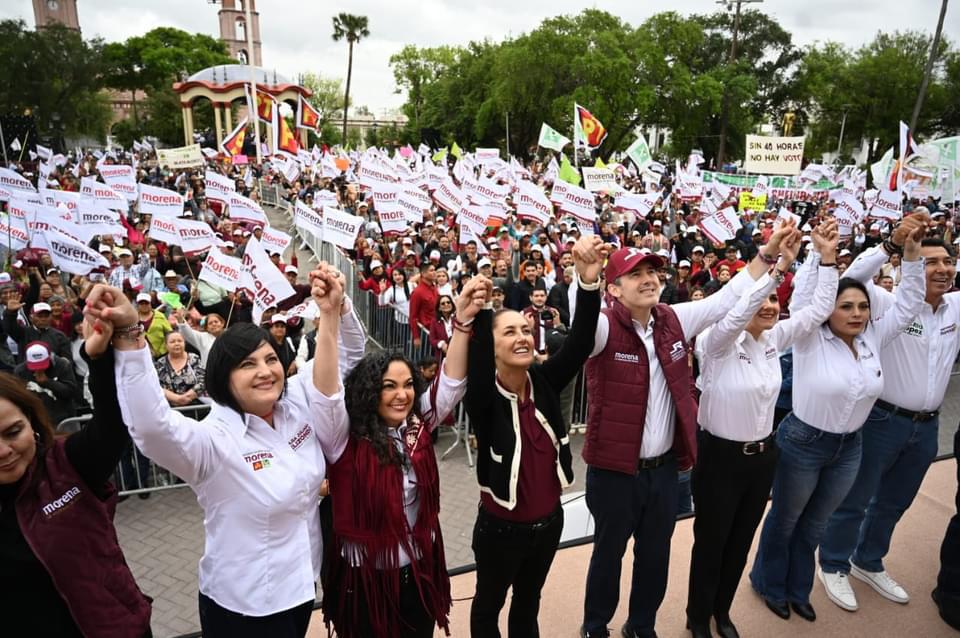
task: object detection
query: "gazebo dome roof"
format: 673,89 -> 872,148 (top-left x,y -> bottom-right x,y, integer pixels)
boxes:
186,65 -> 292,87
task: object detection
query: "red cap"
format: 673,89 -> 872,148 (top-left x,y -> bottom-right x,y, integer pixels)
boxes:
604,247 -> 665,283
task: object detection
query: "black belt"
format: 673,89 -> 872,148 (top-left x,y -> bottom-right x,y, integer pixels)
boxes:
638,451 -> 673,470
875,399 -> 939,422
477,503 -> 562,533
702,429 -> 775,456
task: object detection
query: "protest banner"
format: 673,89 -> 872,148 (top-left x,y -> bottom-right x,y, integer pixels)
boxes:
227,192 -> 268,226
869,188 -> 902,221
293,200 -> 324,238
615,191 -> 660,218
77,201 -> 125,237
698,207 -> 741,244
148,216 -> 180,246
555,181 -> 595,223
80,177 -> 127,209
286,298 -> 319,321
625,134 -> 653,172
743,135 -> 805,175
397,192 -> 426,225
581,167 -> 620,193
515,181 -> 554,226
175,218 -> 224,254
549,180 -> 570,206
776,207 -> 801,228
738,192 -> 768,212
371,183 -> 401,215
138,183 -> 185,217
475,148 -> 500,162
359,163 -> 399,191
204,170 -> 236,201
157,144 -> 204,169
313,189 -> 338,206
322,206 -> 363,250
100,165 -> 138,201
260,226 -> 292,256
199,249 -> 243,292
378,207 -> 408,236
240,237 -> 295,324
833,193 -> 866,235
457,204 -> 490,236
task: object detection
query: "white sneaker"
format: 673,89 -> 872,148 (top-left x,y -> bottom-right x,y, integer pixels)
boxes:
819,568 -> 859,611
850,565 -> 910,604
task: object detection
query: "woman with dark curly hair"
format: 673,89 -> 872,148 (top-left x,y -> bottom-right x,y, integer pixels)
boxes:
321,276 -> 489,638
466,236 -> 603,636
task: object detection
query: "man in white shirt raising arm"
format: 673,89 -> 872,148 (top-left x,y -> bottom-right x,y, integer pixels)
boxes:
818,211 -> 953,612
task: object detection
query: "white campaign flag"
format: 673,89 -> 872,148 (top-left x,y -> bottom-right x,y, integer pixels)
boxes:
555,181 -> 596,228
99,165 -> 138,201
833,194 -> 866,236
457,204 -> 490,236
776,207 -> 801,228
36,144 -> 52,161
581,167 -> 621,193
698,207 -> 741,244
869,188 -> 902,221
537,123 -> 571,152
549,180 -> 570,206
138,183 -> 185,217
293,200 -> 324,238
515,181 -> 554,226
148,216 -> 181,246
615,191 -> 661,218
199,249 -> 244,292
322,206 -> 363,250
204,170 -> 236,201
397,191 -> 428,224
433,177 -> 466,214
149,216 -> 223,254
240,237 -> 295,324
0,168 -> 36,195
80,177 -> 127,210
41,228 -> 110,275
227,192 -> 268,226
77,200 -> 125,237
0,214 -> 29,251
751,175 -> 769,199
378,206 -> 408,236
260,226 -> 292,256
9,138 -> 20,152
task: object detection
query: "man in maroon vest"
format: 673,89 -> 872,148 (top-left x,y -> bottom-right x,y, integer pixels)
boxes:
573,231 -> 792,638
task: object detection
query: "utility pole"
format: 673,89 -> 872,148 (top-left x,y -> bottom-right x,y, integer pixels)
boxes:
715,0 -> 763,170
910,0 -> 949,132
245,0 -> 262,165
836,104 -> 851,159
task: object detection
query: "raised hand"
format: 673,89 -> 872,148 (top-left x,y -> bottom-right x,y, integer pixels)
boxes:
455,275 -> 491,322
6,291 -> 22,313
84,284 -> 138,328
761,218 -> 797,259
571,235 -> 606,284
812,219 -> 839,262
778,228 -> 803,266
892,212 -> 930,246
310,263 -> 344,315
82,317 -> 114,358
903,218 -> 925,261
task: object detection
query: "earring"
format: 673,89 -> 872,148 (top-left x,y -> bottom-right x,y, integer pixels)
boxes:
34,431 -> 41,444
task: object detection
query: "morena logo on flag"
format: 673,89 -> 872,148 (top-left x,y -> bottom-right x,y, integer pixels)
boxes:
576,105 -> 608,148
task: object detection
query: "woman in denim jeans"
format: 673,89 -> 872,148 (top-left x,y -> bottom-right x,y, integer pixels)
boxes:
749,216 -> 928,623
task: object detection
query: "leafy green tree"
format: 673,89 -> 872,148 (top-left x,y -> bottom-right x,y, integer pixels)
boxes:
300,72 -> 346,131
331,13 -> 370,143
389,44 -> 457,131
0,19 -> 112,144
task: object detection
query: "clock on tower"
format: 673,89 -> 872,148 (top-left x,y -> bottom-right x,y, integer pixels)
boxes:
33,0 -> 81,32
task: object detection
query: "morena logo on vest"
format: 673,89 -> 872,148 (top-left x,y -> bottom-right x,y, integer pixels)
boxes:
41,486 -> 81,518
613,352 -> 640,364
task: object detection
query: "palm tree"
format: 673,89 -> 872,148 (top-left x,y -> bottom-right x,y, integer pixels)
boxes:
331,13 -> 370,145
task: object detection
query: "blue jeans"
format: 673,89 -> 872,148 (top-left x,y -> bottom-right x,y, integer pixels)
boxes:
749,414 -> 862,605
820,405 -> 939,574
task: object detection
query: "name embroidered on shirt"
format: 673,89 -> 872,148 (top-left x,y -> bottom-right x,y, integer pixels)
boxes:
41,486 -> 81,518
669,340 -> 686,362
288,424 -> 313,451
941,323 -> 957,335
614,352 -> 640,364
243,450 -> 275,471
904,321 -> 924,337
765,347 -> 778,360
738,353 -> 752,364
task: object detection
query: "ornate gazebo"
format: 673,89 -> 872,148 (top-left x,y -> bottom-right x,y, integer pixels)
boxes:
172,64 -> 312,148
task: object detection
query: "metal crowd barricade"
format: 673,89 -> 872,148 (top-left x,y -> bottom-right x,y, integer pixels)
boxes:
56,404 -> 212,496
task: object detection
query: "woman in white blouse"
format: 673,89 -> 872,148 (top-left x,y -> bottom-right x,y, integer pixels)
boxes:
379,266 -> 416,323
749,216 -> 928,624
688,221 -> 837,638
85,264 -> 355,638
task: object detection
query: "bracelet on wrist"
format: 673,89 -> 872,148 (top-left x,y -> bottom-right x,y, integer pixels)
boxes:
883,239 -> 904,256
819,261 -> 838,267
759,252 -> 778,265
454,315 -> 475,327
112,323 -> 144,341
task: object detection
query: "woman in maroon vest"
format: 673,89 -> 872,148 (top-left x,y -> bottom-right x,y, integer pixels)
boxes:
321,275 -> 488,638
465,236 -> 604,637
1,318 -> 152,638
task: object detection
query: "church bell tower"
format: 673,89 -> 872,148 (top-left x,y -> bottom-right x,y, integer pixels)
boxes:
33,0 -> 81,32
216,0 -> 262,66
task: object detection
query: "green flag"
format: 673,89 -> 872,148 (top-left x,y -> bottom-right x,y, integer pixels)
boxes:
450,142 -> 463,160
625,134 -> 653,172
537,123 -> 571,152
432,147 -> 448,162
559,154 -> 581,186
159,292 -> 183,310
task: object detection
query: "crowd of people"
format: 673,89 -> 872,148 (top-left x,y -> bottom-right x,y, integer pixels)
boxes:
0,139 -> 958,638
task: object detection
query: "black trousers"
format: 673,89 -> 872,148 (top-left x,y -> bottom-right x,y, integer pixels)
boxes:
935,428 -> 960,630
198,592 -> 313,638
470,504 -> 564,637
352,565 -> 435,638
686,430 -> 778,623
583,457 -> 679,636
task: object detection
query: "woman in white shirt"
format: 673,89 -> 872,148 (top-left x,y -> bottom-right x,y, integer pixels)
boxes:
379,267 -> 415,323
85,265 -> 350,638
749,217 -> 928,624
320,276 -> 488,638
688,221 -> 837,638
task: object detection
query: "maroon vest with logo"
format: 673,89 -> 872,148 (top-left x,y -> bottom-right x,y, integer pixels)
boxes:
16,440 -> 152,638
584,300 -> 699,473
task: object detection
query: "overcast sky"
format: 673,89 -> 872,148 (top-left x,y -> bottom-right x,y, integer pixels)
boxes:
4,1 -> 956,116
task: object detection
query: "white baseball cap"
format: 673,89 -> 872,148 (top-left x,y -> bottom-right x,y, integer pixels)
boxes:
678,259 -> 691,268
25,341 -> 51,371
369,260 -> 383,270
31,302 -> 52,314
163,270 -> 177,278
478,257 -> 492,268
839,248 -> 852,257
271,313 -> 289,324
429,249 -> 441,260
0,273 -> 11,284
136,293 -> 152,304
117,248 -> 133,257
284,265 -> 298,274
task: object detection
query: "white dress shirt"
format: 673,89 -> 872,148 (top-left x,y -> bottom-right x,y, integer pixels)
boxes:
790,255 -> 926,433
844,244 -> 960,411
115,346 -> 350,616
570,268 -> 759,458
697,264 -> 838,442
315,369 -> 466,568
